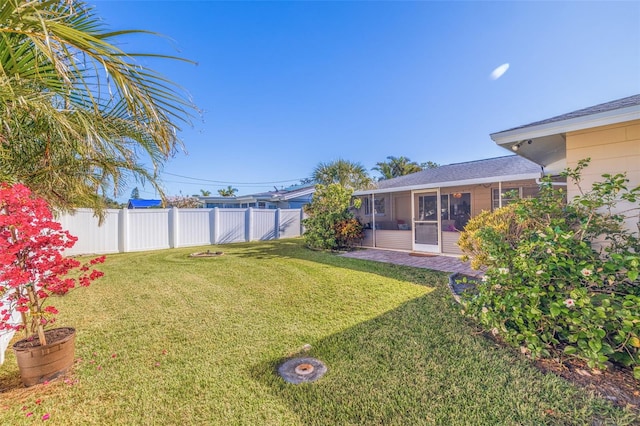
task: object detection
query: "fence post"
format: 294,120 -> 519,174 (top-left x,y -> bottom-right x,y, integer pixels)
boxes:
118,208 -> 129,253
211,207 -> 220,245
209,208 -> 217,245
275,208 -> 281,240
169,207 -> 179,248
246,208 -> 253,242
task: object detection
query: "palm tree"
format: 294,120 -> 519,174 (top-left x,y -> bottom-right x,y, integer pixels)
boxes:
218,186 -> 238,197
199,189 -> 212,196
312,159 -> 372,190
420,161 -> 440,170
373,156 -> 423,180
0,0 -> 197,214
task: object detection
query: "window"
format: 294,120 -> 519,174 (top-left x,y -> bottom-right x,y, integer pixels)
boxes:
441,193 -> 471,230
364,197 -> 385,215
492,188 -> 518,209
492,186 -> 539,210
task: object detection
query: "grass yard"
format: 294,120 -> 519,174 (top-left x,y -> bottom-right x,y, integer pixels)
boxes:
0,239 -> 635,425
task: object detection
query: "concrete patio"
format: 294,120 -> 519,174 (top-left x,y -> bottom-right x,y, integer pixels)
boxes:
340,248 -> 483,277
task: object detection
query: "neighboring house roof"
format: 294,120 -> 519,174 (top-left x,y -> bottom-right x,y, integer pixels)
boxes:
355,156 -> 541,195
198,185 -> 315,205
490,94 -> 640,173
128,199 -> 162,209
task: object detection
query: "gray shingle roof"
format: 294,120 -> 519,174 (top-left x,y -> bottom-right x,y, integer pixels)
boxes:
373,155 -> 541,190
497,94 -> 640,134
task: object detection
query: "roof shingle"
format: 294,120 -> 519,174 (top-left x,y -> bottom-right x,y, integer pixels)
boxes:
496,94 -> 640,134
373,155 -> 541,190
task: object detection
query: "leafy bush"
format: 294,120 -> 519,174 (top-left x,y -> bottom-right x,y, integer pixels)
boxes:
303,184 -> 363,250
459,160 -> 640,378
334,217 -> 365,249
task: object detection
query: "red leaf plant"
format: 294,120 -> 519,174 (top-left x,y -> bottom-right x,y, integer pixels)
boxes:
0,183 -> 105,346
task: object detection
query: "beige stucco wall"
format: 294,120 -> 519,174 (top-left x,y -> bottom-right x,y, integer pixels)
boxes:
566,119 -> 640,234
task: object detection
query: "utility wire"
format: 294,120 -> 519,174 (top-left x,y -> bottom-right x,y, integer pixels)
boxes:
162,171 -> 305,185
161,179 -> 281,188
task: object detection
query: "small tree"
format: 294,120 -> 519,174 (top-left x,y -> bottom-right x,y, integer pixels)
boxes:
303,184 -> 363,250
0,183 -> 105,346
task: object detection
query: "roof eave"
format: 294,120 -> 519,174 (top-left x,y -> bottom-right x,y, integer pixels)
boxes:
354,172 -> 542,196
490,105 -> 640,145
281,187 -> 315,200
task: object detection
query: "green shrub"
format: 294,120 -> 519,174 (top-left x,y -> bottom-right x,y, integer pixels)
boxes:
459,159 -> 640,378
303,184 -> 363,250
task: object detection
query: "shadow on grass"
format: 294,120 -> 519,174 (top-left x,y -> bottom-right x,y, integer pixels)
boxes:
250,290 -> 629,426
219,239 -> 450,287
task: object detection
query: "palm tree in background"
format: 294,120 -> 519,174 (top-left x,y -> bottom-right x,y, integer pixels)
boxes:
0,0 -> 197,215
312,159 -> 372,190
218,186 -> 238,197
373,156 -> 426,180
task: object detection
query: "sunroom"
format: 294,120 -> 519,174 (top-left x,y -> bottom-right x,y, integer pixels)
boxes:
353,156 -> 545,256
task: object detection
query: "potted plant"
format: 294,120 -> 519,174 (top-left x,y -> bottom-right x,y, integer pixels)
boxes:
0,183 -> 105,386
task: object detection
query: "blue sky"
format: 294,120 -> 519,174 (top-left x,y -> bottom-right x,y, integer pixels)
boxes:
91,1 -> 640,200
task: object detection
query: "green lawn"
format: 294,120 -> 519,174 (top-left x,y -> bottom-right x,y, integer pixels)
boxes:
0,239 -> 634,425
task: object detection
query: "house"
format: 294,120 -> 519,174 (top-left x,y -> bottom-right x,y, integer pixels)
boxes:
198,185 -> 315,209
491,94 -> 640,234
127,199 -> 163,209
353,155 -> 543,255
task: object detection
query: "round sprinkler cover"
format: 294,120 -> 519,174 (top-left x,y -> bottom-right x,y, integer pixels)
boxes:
277,357 -> 327,384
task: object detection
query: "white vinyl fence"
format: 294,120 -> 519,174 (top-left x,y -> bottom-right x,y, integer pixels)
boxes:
57,207 -> 304,256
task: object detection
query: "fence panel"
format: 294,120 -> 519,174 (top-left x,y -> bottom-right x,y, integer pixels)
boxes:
127,209 -> 171,252
57,209 -> 120,255
56,207 -> 302,255
176,209 -> 212,247
280,209 -> 301,239
253,209 -> 277,241
216,209 -> 247,244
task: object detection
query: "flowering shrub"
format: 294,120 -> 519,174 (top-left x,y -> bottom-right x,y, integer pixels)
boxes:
459,160 -> 640,379
0,183 -> 105,346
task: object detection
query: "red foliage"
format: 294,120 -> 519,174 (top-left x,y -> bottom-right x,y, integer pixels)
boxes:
0,183 -> 105,334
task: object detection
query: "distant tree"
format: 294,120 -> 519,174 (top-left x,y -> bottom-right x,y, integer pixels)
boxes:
420,161 -> 440,170
130,187 -> 140,200
218,186 -> 238,197
103,197 -> 125,209
373,156 -> 423,180
166,195 -> 201,208
200,189 -> 212,196
312,159 -> 372,190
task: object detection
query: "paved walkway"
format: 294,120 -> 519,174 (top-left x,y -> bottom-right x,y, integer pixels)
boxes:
340,249 -> 483,277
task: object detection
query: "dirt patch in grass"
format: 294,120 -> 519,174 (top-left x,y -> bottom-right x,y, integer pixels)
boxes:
534,357 -> 639,413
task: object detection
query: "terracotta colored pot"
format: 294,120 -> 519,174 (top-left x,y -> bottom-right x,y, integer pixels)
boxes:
12,327 -> 76,387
